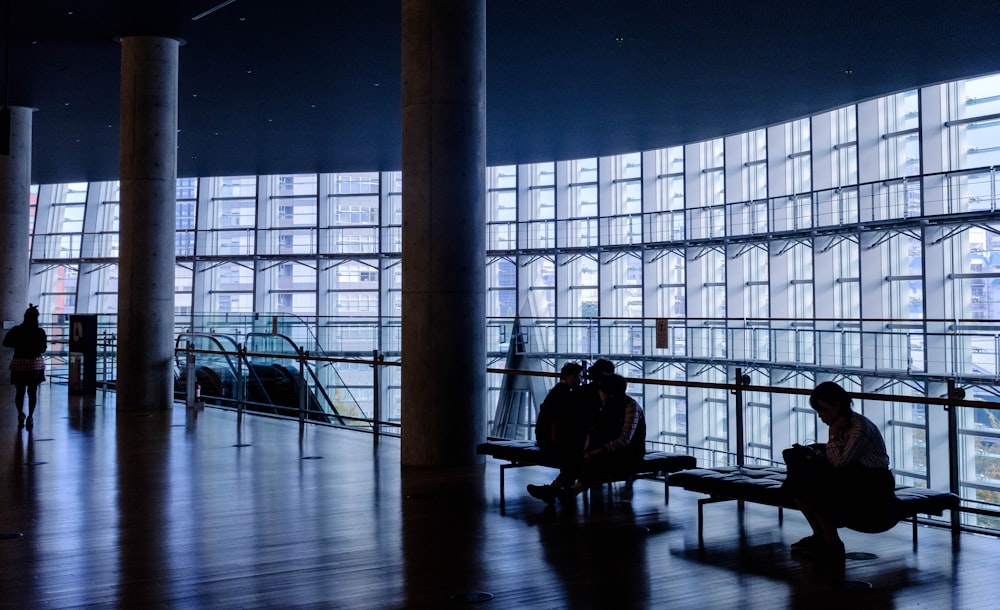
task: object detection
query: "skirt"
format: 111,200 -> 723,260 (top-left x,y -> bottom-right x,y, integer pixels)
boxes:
10,356 -> 46,386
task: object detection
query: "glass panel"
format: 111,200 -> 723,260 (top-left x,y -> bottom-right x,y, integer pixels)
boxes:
35,264 -> 79,318
879,90 -> 920,180
487,258 -> 517,317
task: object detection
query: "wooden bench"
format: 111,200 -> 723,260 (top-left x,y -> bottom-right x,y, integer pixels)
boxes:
667,465 -> 961,546
477,439 -> 697,508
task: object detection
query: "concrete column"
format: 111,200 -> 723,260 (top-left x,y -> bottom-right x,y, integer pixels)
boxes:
0,107 -> 33,375
401,0 -> 486,467
117,36 -> 178,411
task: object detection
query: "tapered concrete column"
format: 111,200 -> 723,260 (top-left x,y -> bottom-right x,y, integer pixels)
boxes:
401,0 -> 486,467
0,107 -> 33,375
117,36 -> 178,411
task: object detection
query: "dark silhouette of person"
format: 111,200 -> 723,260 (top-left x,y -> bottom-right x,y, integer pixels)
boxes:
564,373 -> 647,498
527,362 -> 583,503
782,381 -> 896,559
575,358 -> 615,430
527,359 -> 615,505
4,304 -> 48,430
530,372 -> 647,504
534,362 -> 584,453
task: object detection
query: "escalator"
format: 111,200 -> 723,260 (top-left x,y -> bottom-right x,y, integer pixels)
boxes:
174,332 -> 356,426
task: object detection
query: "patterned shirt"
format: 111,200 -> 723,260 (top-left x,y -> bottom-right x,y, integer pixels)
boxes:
591,396 -> 644,454
826,411 -> 890,469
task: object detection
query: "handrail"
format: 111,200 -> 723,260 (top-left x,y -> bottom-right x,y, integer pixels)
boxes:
178,341 -> 372,428
244,332 -> 358,425
41,336 -> 1000,537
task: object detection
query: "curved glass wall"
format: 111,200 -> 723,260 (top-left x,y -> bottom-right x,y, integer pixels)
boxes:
25,71 -> 1000,531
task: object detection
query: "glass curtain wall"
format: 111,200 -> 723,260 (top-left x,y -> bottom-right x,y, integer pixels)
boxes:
26,72 -> 1000,531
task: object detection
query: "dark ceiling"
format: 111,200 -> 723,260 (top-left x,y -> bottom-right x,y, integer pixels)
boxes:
6,1 -> 1000,184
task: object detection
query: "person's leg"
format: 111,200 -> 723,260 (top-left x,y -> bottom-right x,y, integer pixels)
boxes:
794,500 -> 821,535
26,383 -> 38,416
791,500 -> 844,558
526,448 -> 569,504
791,501 -> 835,547
14,383 -> 26,412
554,447 -> 583,488
802,506 -> 841,545
24,383 -> 38,430
14,383 -> 27,426
564,452 -> 620,498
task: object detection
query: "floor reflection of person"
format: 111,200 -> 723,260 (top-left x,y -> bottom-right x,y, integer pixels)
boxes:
537,501 -> 649,609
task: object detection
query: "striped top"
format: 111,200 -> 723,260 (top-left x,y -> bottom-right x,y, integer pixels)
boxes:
592,396 -> 645,455
826,411 -> 890,469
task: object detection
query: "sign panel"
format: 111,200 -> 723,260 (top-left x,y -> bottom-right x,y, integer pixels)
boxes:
655,318 -> 669,349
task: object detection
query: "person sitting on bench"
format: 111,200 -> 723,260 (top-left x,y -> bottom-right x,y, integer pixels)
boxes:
529,373 -> 646,505
526,359 -> 613,505
782,381 -> 896,559
527,362 -> 584,497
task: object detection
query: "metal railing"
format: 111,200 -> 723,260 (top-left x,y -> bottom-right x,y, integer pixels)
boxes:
36,325 -> 1000,539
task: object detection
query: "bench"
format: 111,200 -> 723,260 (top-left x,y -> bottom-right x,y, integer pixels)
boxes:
667,465 -> 961,546
477,439 -> 697,508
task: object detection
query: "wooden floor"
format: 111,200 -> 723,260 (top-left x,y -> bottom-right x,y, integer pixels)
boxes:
1,387 -> 997,609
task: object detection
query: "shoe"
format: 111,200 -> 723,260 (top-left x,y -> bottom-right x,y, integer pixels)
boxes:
24,416 -> 33,431
792,536 -> 845,560
790,535 -> 821,553
527,484 -> 558,505
17,412 -> 25,427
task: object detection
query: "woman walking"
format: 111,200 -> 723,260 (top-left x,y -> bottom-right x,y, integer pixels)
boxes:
4,304 -> 48,430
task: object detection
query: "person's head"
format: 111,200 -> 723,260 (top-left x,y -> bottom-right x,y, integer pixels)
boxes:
559,362 -> 583,386
597,373 -> 628,402
587,358 -> 615,383
809,381 -> 852,426
23,304 -> 40,327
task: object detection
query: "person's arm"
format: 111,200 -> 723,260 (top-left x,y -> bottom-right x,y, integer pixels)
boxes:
2,327 -> 16,348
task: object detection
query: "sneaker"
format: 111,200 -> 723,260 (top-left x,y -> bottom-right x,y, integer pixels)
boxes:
526,484 -> 558,505
24,416 -> 33,431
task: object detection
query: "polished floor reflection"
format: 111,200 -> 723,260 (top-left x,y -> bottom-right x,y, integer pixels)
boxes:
0,386 -> 996,609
